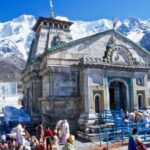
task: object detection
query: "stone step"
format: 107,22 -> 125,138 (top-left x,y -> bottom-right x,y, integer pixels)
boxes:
77,131 -> 115,142
79,123 -> 115,134
77,131 -> 100,142
77,126 -> 126,142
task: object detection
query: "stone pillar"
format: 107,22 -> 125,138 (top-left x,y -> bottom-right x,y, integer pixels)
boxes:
48,70 -> 53,96
78,68 -> 98,128
83,69 -> 90,113
144,74 -> 148,106
132,77 -> 138,110
104,71 -> 110,110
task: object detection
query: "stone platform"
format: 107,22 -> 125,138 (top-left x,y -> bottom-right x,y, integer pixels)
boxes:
77,123 -> 115,142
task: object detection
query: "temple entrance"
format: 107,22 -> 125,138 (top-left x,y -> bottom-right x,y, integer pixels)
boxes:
109,80 -> 128,110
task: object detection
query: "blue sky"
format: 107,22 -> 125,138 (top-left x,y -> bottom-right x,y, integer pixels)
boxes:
0,0 -> 150,22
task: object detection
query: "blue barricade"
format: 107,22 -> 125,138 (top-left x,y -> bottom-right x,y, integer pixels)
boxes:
99,119 -> 150,150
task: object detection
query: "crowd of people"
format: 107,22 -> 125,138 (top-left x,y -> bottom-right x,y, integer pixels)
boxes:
124,108 -> 150,124
0,119 -> 75,150
1,109 -> 150,150
123,108 -> 149,150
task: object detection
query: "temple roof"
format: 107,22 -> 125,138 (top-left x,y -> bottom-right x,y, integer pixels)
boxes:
33,16 -> 73,31
30,29 -> 150,64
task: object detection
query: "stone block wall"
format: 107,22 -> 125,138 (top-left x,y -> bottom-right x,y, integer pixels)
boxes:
42,75 -> 49,97
53,72 -> 78,97
40,97 -> 81,131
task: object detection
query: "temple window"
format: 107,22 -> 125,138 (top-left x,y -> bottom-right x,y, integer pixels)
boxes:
94,94 -> 101,113
59,24 -> 63,29
54,23 -> 58,28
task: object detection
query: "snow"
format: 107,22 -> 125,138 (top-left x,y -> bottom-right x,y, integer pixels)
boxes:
70,19 -> 113,40
4,106 -> 31,125
0,15 -> 36,60
127,30 -> 144,43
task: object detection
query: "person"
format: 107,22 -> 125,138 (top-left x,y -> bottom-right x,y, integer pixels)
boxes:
30,136 -> 39,149
16,124 -> 25,147
124,109 -> 129,123
1,133 -> 6,143
62,135 -> 75,150
128,112 -> 135,122
44,127 -> 54,150
143,109 -> 150,127
125,109 -> 129,118
7,140 -> 15,150
36,121 -> 44,142
33,143 -> 45,150
55,120 -> 70,144
7,127 -> 16,142
0,140 -> 8,149
44,128 -> 59,149
52,135 -> 59,149
128,128 -> 147,150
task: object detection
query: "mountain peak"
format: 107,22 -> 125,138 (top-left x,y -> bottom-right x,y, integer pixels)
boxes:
127,17 -> 141,22
0,14 -> 36,63
12,15 -> 35,23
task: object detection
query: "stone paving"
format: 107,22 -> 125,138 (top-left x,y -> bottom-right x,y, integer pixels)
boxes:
59,139 -> 150,150
59,140 -> 100,150
59,140 -> 124,150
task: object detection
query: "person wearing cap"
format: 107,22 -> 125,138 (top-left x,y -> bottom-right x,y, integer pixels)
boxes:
62,135 -> 75,150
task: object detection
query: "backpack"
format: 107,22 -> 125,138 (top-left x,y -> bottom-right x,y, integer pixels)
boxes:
136,141 -> 147,150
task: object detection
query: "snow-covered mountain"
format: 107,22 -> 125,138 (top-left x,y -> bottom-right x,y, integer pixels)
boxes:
70,17 -> 150,47
1,15 -> 150,69
0,15 -> 36,69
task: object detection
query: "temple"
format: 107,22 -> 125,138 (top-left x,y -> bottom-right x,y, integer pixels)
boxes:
22,2 -> 150,130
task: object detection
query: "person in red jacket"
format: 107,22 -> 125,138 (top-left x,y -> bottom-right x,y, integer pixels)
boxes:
44,127 -> 54,150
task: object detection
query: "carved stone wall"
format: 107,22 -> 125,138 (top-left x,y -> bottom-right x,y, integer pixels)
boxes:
52,72 -> 78,97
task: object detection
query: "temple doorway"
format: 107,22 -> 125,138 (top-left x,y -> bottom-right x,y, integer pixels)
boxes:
109,80 -> 128,110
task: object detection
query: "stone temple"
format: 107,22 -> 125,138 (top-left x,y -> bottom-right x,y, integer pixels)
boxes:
22,12 -> 150,130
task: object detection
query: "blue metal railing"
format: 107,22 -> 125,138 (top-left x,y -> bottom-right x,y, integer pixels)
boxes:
99,121 -> 150,150
103,109 -> 124,126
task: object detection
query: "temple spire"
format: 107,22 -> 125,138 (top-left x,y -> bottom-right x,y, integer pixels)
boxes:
50,0 -> 55,18
112,18 -> 118,29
